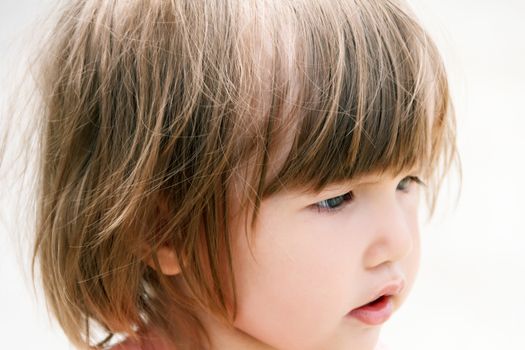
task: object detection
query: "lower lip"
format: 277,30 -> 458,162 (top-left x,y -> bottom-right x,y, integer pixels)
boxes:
347,296 -> 394,326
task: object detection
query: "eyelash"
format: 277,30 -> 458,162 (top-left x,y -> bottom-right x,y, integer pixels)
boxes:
313,176 -> 425,213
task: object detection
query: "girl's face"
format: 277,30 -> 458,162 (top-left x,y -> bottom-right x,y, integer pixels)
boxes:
217,170 -> 421,350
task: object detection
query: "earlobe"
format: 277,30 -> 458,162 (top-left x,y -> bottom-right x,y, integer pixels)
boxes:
143,195 -> 182,275
146,246 -> 181,275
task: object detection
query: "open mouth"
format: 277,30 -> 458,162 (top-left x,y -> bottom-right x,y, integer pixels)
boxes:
357,295 -> 389,311
347,280 -> 403,325
366,295 -> 386,307
347,295 -> 393,325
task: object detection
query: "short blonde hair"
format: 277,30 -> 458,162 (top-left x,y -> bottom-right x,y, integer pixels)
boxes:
31,0 -> 458,349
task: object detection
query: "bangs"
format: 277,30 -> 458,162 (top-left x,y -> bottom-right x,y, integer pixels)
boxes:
244,0 -> 455,197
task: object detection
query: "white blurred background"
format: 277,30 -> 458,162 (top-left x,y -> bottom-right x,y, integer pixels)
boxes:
1,0 -> 524,349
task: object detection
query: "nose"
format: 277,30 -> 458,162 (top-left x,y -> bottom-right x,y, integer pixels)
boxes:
362,197 -> 416,269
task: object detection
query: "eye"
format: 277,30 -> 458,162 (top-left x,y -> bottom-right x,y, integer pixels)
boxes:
397,176 -> 425,192
314,192 -> 354,212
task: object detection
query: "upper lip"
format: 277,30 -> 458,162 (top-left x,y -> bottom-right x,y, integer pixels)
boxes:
356,279 -> 405,308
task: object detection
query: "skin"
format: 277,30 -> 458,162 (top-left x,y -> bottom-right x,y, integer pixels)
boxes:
187,169 -> 422,350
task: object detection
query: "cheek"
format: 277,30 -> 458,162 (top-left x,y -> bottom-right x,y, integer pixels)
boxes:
399,204 -> 422,303
409,220 -> 421,282
410,194 -> 422,272
230,209 -> 361,349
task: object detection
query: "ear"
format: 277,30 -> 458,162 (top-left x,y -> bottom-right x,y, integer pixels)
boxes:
145,246 -> 181,276
143,196 -> 181,276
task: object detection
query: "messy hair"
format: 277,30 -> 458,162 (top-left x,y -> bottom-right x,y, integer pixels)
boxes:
29,0 -> 458,349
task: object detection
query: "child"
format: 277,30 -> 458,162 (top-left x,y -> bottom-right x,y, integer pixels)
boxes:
30,0 -> 458,349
